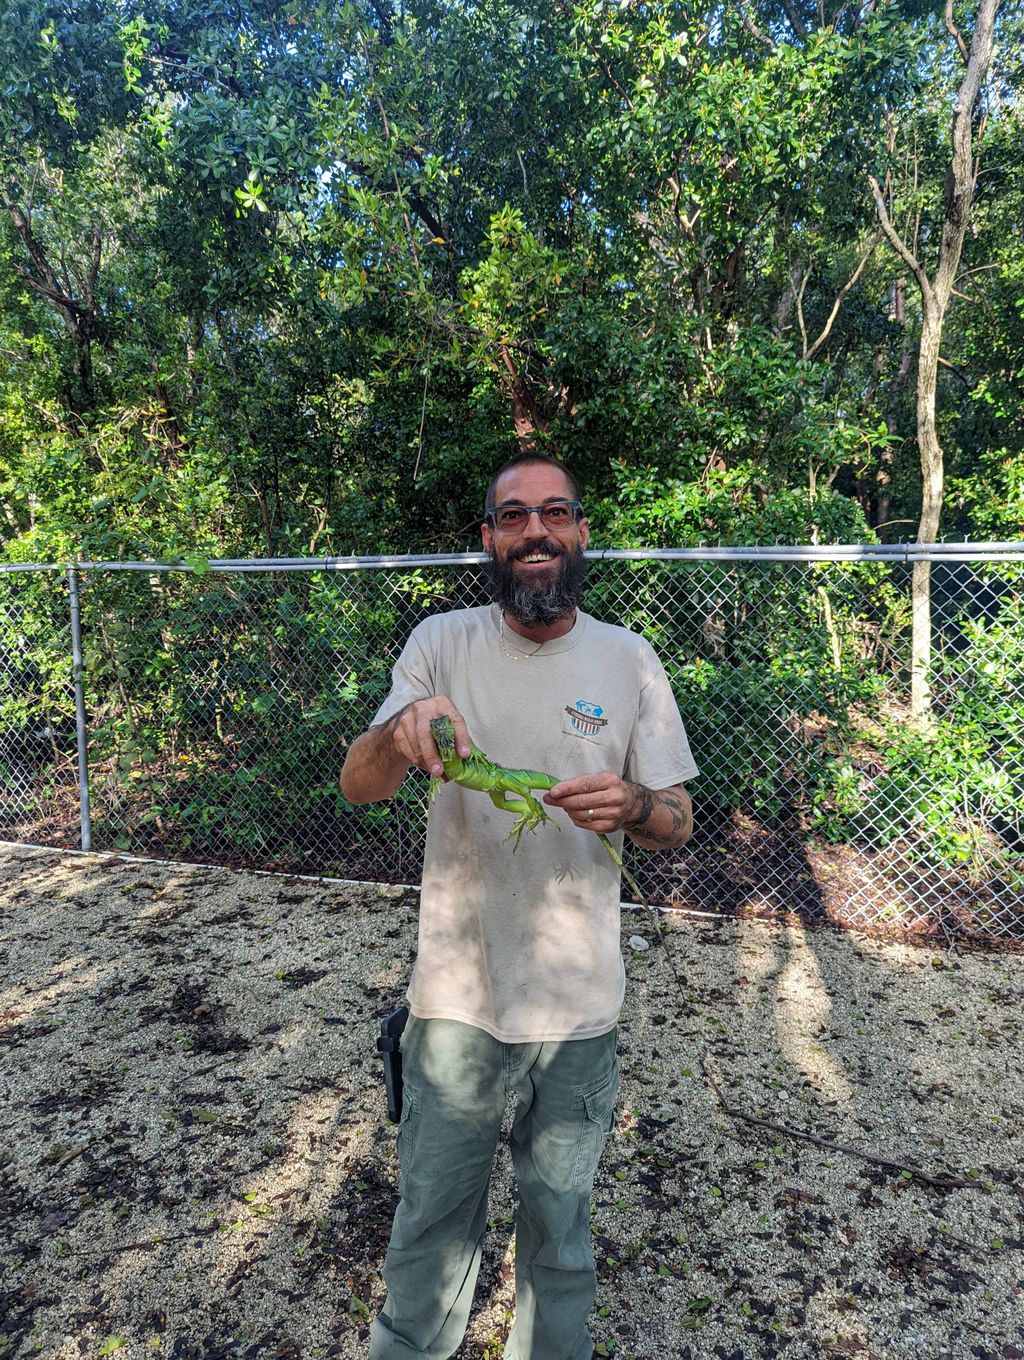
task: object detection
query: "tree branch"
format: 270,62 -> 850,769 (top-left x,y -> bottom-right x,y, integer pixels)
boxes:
412,359 -> 430,482
945,0 -> 971,64
956,261 -> 1001,281
806,226 -> 883,359
87,223 -> 102,310
499,344 -> 548,449
5,200 -> 70,308
939,0 -> 1000,297
367,0 -> 394,43
793,263 -> 812,357
704,1057 -> 983,1191
407,193 -> 449,246
781,0 -> 808,38
515,147 -> 529,197
867,175 -> 932,303
938,354 -> 972,386
740,4 -> 776,48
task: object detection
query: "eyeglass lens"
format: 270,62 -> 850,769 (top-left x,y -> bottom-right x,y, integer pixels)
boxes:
492,501 -> 579,530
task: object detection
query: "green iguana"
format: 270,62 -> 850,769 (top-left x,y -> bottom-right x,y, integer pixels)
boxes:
428,714 -> 644,900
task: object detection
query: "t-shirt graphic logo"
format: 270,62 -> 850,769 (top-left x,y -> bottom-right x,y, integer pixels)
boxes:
563,699 -> 609,742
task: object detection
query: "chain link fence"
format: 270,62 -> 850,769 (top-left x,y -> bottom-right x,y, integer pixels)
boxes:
2,547 -> 1023,944
0,566 -> 78,842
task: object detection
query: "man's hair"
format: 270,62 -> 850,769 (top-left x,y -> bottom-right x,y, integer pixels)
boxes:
484,453 -> 580,514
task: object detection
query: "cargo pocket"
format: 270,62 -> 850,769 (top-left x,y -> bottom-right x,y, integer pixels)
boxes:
572,1060 -> 619,1189
396,1078 -> 421,1180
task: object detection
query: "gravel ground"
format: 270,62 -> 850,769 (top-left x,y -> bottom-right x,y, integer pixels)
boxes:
1,843 -> 1023,1360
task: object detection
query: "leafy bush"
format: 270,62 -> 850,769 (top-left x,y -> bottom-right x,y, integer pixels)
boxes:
601,461 -> 877,548
812,592 -> 1024,877
80,565 -> 488,867
585,556 -> 885,819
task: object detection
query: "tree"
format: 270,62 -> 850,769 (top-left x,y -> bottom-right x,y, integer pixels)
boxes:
0,0 -> 1020,563
868,0 -> 1001,722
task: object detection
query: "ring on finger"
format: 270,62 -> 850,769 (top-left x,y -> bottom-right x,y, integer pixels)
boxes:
586,808 -> 595,821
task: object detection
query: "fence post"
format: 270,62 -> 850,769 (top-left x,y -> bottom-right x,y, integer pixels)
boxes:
67,566 -> 92,852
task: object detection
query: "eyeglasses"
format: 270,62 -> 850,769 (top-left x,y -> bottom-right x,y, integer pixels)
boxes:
485,500 -> 583,532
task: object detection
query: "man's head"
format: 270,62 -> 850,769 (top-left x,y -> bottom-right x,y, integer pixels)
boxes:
481,454 -> 589,628
484,453 -> 582,515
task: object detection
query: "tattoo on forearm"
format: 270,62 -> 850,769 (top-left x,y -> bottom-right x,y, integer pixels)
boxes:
660,791 -> 693,838
623,784 -> 692,845
623,783 -> 654,833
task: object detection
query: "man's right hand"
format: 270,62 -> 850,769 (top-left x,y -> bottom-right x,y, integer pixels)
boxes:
340,696 -> 471,803
386,697 -> 471,778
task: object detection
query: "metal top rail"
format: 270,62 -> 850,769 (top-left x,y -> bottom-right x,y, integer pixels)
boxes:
2,542 -> 1024,574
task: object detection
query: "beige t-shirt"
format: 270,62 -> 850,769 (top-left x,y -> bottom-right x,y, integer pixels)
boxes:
372,604 -> 698,1043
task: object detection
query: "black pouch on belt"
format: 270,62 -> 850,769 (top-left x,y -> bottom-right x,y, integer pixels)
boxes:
377,1005 -> 410,1123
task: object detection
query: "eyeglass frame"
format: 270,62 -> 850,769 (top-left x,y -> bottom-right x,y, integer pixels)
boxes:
483,499 -> 585,532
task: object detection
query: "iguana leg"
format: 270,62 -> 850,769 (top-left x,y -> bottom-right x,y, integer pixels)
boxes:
487,783 -> 556,851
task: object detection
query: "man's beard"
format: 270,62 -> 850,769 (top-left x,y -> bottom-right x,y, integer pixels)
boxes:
484,541 -> 588,628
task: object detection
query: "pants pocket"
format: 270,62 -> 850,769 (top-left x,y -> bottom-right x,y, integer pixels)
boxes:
572,1060 -> 619,1189
396,1078 -> 420,1170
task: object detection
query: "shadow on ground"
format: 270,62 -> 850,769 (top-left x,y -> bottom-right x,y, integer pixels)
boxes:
2,846 -> 1023,1360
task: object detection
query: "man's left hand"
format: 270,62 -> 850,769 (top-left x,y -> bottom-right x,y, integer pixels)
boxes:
542,772 -> 641,835
544,774 -> 693,849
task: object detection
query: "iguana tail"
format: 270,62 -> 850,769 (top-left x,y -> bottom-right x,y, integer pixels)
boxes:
598,832 -> 644,904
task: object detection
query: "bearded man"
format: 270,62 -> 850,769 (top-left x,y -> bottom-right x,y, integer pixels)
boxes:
340,453 -> 697,1360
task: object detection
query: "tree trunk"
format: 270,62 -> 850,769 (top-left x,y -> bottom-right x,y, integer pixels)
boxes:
868,0 -> 1000,725
499,344 -> 549,450
910,301 -> 947,718
2,197 -> 103,411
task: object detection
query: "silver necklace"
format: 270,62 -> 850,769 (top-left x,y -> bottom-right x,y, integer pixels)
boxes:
498,611 -> 545,661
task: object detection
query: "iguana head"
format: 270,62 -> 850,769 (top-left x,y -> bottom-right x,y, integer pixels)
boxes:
429,715 -> 457,763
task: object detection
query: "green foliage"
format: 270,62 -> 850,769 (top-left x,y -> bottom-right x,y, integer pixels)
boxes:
585,556 -> 885,822
0,571 -> 77,826
76,566 -> 476,864
603,462 -> 876,548
949,445 -> 1024,541
1,0 -> 1019,559
812,592 -> 1024,878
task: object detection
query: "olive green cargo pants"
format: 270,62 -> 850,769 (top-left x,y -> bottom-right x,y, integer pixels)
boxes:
368,1015 -> 619,1360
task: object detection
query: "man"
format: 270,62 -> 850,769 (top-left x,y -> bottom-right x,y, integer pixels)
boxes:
340,453 -> 697,1360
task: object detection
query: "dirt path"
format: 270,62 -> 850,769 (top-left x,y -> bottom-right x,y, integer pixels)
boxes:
2,845 -> 1022,1360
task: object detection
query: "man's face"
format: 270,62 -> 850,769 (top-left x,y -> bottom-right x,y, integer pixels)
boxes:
481,463 -> 590,627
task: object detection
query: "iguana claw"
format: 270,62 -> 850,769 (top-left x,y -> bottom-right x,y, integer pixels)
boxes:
504,803 -> 559,852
